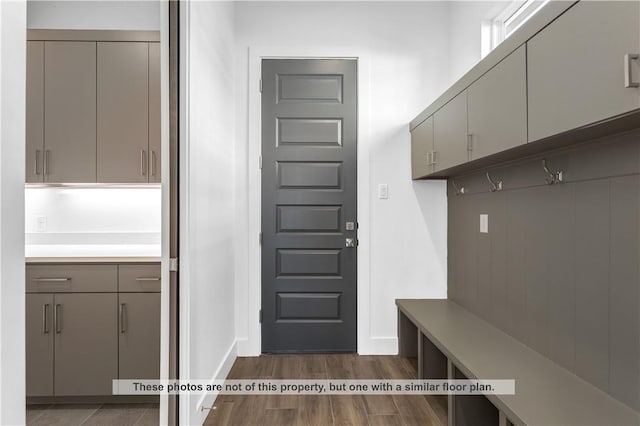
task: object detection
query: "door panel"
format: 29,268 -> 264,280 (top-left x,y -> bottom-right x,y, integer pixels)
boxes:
44,41 -> 96,183
119,293 -> 161,380
261,59 -> 357,353
468,45 -> 527,160
433,91 -> 468,172
26,41 -> 44,183
411,116 -> 434,179
26,293 -> 54,396
54,293 -> 117,396
527,1 -> 640,142
149,42 -> 161,183
97,42 -> 149,183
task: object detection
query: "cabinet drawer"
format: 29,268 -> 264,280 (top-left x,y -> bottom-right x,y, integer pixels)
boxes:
26,264 -> 117,293
119,264 -> 161,292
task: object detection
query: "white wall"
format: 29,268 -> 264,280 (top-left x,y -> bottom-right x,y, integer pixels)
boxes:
27,0 -> 160,30
0,1 -> 26,424
25,187 -> 161,257
448,1 -> 505,83
179,1 -> 236,424
234,1 -> 450,356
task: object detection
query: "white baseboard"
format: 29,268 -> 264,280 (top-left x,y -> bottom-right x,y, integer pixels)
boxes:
236,337 -> 258,356
193,339 -> 238,425
360,337 -> 398,355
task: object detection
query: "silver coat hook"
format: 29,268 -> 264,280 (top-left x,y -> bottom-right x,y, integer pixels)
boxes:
451,179 -> 465,195
486,172 -> 503,192
542,159 -> 563,185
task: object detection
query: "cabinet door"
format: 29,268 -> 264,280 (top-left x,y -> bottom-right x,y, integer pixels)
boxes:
119,293 -> 160,380
411,116 -> 434,179
26,41 -> 44,183
54,293 -> 117,396
527,1 -> 640,142
433,91 -> 468,172
149,42 -> 161,183
26,294 -> 54,397
97,42 -> 149,183
44,42 -> 97,183
468,45 -> 527,160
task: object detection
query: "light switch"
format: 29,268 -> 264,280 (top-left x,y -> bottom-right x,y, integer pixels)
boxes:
480,214 -> 488,233
378,184 -> 388,200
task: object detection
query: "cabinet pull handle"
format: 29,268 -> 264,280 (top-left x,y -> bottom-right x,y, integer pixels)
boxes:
135,277 -> 160,281
33,277 -> 71,282
35,150 -> 41,176
431,151 -> 439,165
467,134 -> 473,152
44,150 -> 50,176
151,151 -> 157,176
54,304 -> 61,334
141,150 -> 147,176
120,303 -> 126,333
624,54 -> 639,88
43,304 -> 50,334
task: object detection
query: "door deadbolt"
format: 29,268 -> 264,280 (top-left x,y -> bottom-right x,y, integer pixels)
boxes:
345,238 -> 356,248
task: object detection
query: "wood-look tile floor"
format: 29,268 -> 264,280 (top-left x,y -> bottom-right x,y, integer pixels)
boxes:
26,403 -> 158,426
205,355 -> 447,426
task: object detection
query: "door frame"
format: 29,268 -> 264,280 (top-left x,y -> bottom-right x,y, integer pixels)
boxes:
243,47 -> 372,356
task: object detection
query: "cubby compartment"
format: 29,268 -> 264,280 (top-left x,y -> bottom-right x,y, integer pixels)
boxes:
452,366 -> 499,426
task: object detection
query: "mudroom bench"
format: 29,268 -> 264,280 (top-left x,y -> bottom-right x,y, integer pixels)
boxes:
396,299 -> 640,426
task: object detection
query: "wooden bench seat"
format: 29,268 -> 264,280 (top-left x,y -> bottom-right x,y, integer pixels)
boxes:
396,299 -> 640,426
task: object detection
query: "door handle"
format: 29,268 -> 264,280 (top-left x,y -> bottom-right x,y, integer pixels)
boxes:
624,53 -> 639,88
120,303 -> 126,333
151,151 -> 157,176
35,150 -> 41,176
141,150 -> 147,176
44,150 -> 50,176
54,304 -> 61,334
43,304 -> 50,334
345,238 -> 357,248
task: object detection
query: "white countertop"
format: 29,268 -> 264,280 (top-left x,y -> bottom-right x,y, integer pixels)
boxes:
26,256 -> 160,264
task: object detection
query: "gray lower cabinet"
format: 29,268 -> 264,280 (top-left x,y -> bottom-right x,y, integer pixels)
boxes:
119,293 -> 161,380
527,0 -> 640,142
410,116 -> 434,179
433,90 -> 468,172
26,294 -> 54,396
467,45 -> 527,160
54,293 -> 118,396
26,263 -> 160,398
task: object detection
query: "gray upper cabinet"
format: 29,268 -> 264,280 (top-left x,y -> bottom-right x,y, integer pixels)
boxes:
44,42 -> 97,183
26,33 -> 160,184
433,91 -> 468,172
26,293 -> 54,397
410,116 -> 434,179
468,45 -> 527,160
149,43 -> 161,183
97,42 -> 149,183
527,1 -> 640,142
26,42 -> 44,183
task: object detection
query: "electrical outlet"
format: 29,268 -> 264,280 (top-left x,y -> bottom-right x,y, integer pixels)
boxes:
36,216 -> 47,233
480,214 -> 488,233
378,184 -> 388,200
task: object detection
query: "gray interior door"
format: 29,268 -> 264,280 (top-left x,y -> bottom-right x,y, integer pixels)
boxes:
261,59 -> 357,353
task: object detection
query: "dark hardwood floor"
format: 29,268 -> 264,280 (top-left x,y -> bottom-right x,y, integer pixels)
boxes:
204,354 -> 447,426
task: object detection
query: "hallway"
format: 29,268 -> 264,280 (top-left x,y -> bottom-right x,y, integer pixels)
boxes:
204,354 -> 447,426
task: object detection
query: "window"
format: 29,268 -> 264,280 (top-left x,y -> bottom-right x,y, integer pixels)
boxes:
481,0 -> 550,58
